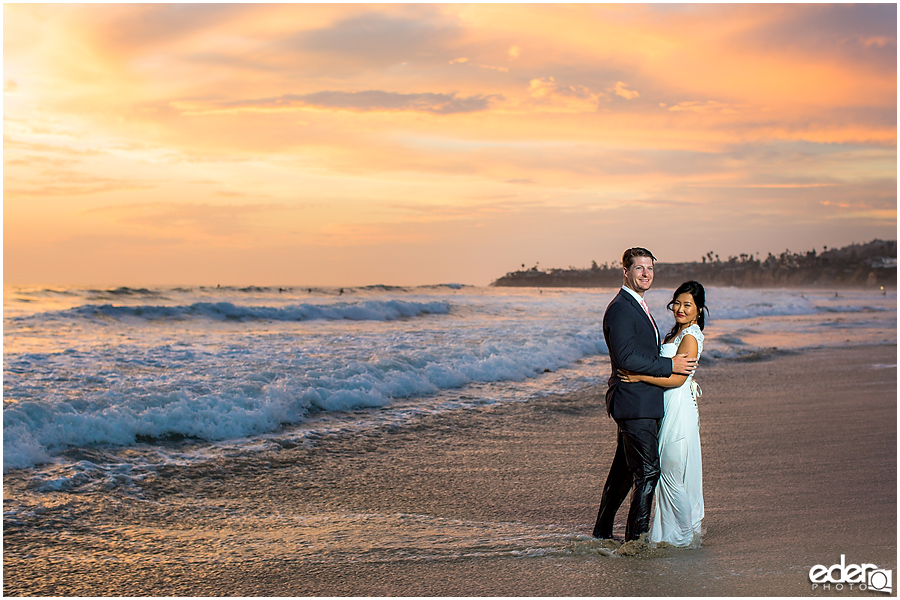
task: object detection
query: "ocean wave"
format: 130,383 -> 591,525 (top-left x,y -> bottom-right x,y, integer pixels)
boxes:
709,303 -> 892,320
3,383 -> 314,470
658,288 -> 894,323
2,331 -> 606,471
4,285 -> 892,474
88,286 -> 164,297
28,299 -> 453,323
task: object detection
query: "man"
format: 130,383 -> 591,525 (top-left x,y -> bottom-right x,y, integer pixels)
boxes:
592,247 -> 697,541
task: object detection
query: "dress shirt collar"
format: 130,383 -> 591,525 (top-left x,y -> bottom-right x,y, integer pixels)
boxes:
621,285 -> 645,305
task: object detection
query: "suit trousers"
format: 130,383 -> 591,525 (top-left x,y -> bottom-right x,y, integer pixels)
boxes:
593,417 -> 661,541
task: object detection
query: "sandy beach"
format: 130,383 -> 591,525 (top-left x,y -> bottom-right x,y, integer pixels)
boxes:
4,344 -> 896,596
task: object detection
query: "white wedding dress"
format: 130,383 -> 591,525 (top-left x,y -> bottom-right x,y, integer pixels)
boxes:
650,323 -> 704,547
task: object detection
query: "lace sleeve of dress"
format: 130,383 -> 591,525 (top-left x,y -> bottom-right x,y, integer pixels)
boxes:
674,323 -> 704,356
685,323 -> 704,356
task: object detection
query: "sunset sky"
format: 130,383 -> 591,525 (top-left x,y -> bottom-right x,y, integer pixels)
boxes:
4,3 -> 897,286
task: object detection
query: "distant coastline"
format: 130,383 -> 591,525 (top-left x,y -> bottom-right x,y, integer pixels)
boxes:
492,239 -> 897,289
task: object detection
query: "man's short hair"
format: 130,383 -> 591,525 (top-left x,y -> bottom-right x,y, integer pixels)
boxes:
622,247 -> 657,269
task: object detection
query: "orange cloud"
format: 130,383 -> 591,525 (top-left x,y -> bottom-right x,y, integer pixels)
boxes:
171,90 -> 502,116
613,82 -> 640,100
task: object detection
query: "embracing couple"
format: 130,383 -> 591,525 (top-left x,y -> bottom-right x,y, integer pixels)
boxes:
593,247 -> 706,548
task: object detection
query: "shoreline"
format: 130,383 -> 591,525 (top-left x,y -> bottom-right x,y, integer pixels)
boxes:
4,344 -> 897,596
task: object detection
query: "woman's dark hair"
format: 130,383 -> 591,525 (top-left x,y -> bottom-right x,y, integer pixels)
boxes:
663,280 -> 708,344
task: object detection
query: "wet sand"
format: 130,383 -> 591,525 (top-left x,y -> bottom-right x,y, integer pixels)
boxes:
3,344 -> 896,596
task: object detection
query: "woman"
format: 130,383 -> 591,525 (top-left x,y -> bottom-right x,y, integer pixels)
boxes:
618,280 -> 706,547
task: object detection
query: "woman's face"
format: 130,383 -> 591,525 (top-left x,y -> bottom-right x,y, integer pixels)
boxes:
671,292 -> 699,327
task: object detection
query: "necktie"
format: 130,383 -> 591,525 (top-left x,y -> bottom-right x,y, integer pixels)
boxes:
640,297 -> 659,342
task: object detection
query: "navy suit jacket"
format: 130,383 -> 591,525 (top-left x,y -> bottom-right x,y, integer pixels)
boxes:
603,288 -> 673,420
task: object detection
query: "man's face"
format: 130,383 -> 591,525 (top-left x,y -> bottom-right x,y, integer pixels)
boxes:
623,256 -> 654,295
